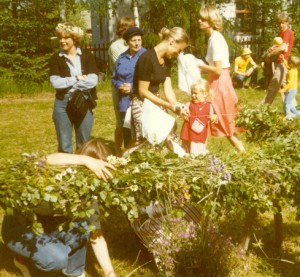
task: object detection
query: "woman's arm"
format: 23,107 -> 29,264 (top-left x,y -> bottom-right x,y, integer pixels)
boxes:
163,77 -> 177,104
71,73 -> 98,91
200,60 -> 222,76
111,57 -> 124,90
139,80 -> 176,111
46,153 -> 115,181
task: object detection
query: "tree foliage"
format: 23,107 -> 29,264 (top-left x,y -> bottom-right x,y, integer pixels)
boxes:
1,0 -> 300,85
0,0 -> 91,84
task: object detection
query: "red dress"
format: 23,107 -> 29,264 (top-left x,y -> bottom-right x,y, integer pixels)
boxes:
180,101 -> 212,143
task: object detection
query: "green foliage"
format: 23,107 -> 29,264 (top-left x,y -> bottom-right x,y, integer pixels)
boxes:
235,104 -> 300,143
1,89 -> 300,276
2,117 -> 300,274
0,73 -> 53,96
235,105 -> 300,218
142,33 -> 161,49
0,11 -> 56,83
2,111 -> 300,230
287,1 -> 300,55
0,1 -> 92,85
140,0 -> 202,55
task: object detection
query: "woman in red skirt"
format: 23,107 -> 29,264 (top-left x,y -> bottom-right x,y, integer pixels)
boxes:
197,5 -> 245,152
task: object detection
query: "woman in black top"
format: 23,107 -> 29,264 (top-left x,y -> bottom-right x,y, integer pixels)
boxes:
132,27 -> 189,142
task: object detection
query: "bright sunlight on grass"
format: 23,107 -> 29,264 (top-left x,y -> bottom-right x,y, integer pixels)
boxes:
0,79 -> 300,276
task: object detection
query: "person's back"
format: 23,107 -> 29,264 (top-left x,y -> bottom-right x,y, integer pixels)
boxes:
108,17 -> 136,73
108,38 -> 128,73
109,17 -> 135,156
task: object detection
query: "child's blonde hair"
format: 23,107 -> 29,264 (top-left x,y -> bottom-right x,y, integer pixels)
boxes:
288,55 -> 300,68
190,79 -> 214,101
273,37 -> 283,46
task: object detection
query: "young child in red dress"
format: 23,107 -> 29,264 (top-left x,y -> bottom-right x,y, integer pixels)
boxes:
180,79 -> 218,156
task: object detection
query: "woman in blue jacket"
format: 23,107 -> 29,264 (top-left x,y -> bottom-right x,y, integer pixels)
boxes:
112,27 -> 146,151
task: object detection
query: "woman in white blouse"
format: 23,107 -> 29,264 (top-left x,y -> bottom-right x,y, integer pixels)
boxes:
198,6 -> 245,152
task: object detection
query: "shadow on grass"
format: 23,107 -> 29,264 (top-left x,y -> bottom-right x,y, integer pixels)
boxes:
219,210 -> 300,277
259,220 -> 300,277
99,208 -> 157,276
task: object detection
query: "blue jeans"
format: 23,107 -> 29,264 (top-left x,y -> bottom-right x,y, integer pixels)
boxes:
284,88 -> 299,118
2,216 -> 89,276
53,92 -> 94,153
233,68 -> 258,88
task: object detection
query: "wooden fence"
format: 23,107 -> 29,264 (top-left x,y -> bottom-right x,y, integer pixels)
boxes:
83,37 -> 263,74
82,43 -> 109,74
231,36 -> 263,61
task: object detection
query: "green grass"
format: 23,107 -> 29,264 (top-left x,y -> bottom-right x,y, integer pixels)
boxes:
0,80 -> 300,276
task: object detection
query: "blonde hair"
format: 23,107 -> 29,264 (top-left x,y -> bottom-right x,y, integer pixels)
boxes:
116,17 -> 136,37
288,56 -> 300,68
199,6 -> 223,32
158,27 -> 189,45
76,138 -> 112,160
273,37 -> 283,46
55,22 -> 84,45
190,79 -> 214,101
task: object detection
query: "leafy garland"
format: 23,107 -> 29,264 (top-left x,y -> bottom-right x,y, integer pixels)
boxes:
1,104 -> 300,274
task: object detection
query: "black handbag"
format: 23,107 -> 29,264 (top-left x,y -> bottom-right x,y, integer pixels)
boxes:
67,90 -> 89,118
66,89 -> 97,127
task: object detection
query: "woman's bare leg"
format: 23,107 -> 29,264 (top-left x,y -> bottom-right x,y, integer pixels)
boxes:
228,135 -> 245,152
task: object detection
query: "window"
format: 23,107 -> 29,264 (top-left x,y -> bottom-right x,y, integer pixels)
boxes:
235,0 -> 253,34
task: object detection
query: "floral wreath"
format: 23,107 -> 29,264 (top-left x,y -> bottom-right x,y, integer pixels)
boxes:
56,23 -> 84,38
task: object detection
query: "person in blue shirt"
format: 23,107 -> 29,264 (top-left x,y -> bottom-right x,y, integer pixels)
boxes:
112,27 -> 146,151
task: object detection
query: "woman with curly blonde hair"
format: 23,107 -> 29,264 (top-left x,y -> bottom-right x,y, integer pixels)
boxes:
198,6 -> 245,152
50,22 -> 99,154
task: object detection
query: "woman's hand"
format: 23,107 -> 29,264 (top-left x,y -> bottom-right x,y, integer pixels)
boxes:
210,114 -> 218,124
76,75 -> 87,81
119,83 -> 131,94
82,156 -> 116,181
173,103 -> 190,121
180,107 -> 190,121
